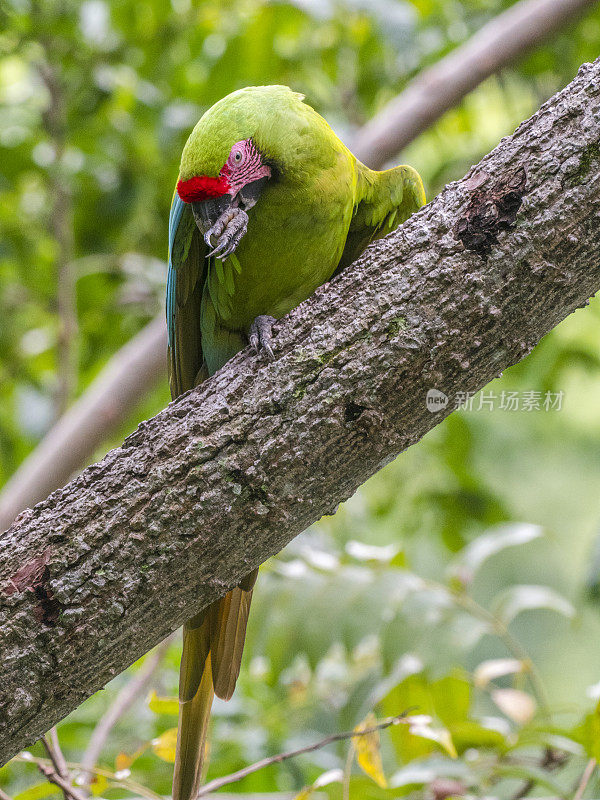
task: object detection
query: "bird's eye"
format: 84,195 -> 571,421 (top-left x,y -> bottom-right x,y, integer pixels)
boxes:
234,151 -> 243,163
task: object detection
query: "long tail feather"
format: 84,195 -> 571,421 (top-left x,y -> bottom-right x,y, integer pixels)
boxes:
173,616 -> 214,800
173,656 -> 214,800
210,572 -> 257,700
173,570 -> 258,800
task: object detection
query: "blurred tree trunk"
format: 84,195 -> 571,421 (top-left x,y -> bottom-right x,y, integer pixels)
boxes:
37,39 -> 78,416
0,318 -> 167,529
1,57 -> 599,764
353,0 -> 599,167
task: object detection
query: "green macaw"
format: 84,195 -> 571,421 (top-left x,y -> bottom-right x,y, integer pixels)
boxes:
167,84 -> 425,800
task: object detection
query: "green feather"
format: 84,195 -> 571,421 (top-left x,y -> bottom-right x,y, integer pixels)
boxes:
214,257 -> 224,284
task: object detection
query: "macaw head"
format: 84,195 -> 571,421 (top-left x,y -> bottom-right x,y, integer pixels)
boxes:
176,137 -> 271,205
175,87 -> 294,257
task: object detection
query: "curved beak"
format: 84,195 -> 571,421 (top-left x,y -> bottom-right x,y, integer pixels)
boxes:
237,175 -> 269,210
191,194 -> 231,240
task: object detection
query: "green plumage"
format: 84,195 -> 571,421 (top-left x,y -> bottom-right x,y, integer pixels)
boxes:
169,84 -> 424,388
168,85 -> 425,800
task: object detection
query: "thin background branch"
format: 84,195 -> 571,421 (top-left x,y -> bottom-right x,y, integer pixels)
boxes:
36,50 -> 78,417
48,728 -> 69,781
38,736 -> 88,800
573,758 -> 596,800
196,713 -> 409,798
352,0 -> 599,168
13,755 -> 162,800
81,637 -> 173,790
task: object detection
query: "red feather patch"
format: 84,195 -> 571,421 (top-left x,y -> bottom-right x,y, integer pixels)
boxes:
177,175 -> 230,202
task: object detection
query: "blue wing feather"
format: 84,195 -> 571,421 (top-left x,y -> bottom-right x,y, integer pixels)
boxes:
166,191 -> 186,348
166,187 -> 208,398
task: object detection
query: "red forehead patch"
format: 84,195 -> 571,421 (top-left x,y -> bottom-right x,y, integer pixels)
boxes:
177,175 -> 230,203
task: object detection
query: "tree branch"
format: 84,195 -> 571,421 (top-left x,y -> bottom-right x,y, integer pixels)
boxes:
2,0 -> 594,527
38,56 -> 78,417
40,732 -> 71,800
196,713 -> 409,797
46,728 -> 69,781
80,636 -> 172,789
37,737 -> 88,800
573,758 -> 596,800
1,58 -> 599,766
353,0 -> 599,168
0,316 -> 167,532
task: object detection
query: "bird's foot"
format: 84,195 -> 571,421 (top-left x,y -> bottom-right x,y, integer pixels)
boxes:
249,315 -> 276,360
204,207 -> 249,259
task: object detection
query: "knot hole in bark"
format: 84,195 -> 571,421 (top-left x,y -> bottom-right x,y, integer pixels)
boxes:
454,167 -> 527,256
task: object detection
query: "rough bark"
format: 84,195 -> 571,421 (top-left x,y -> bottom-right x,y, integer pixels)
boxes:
2,0 -> 596,528
1,59 -> 600,766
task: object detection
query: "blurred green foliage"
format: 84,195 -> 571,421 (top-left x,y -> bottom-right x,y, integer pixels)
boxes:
2,0 -> 600,798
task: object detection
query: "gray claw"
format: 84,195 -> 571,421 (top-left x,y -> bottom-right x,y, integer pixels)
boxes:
249,315 -> 276,360
204,207 -> 249,260
209,233 -> 235,259
211,240 -> 235,259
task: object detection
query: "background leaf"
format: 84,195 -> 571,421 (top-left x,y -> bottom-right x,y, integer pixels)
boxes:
147,690 -> 179,716
354,713 -> 387,788
449,523 -> 543,583
14,784 -> 59,800
492,585 -> 575,624
491,688 -> 536,725
151,728 -> 178,763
